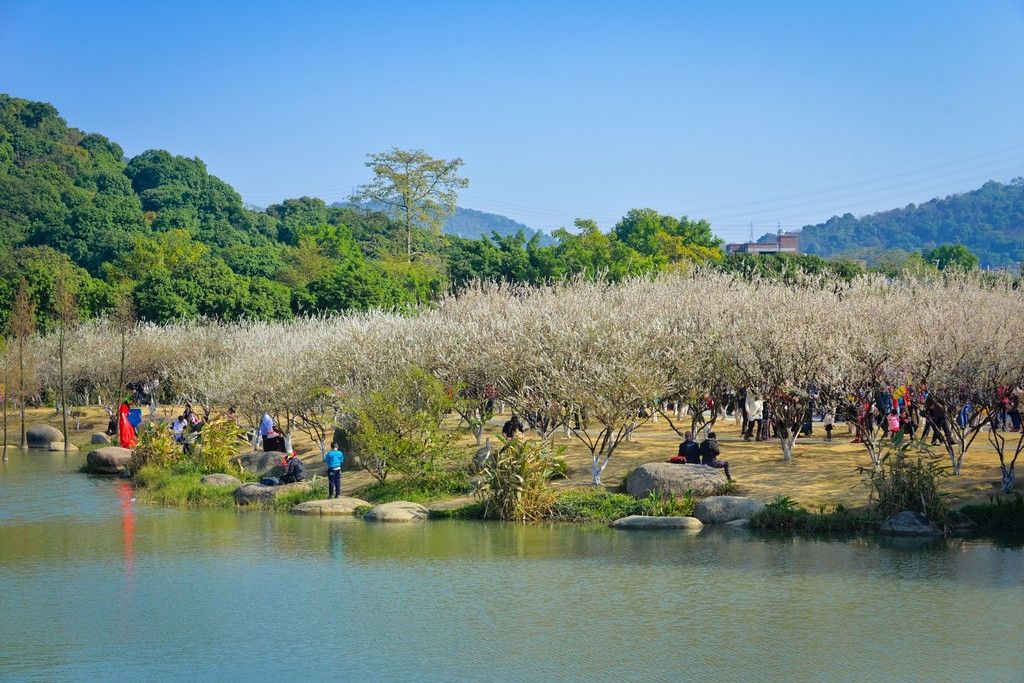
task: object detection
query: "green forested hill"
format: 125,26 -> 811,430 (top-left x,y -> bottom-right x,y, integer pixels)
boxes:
443,207 -> 554,245
0,93 -> 727,329
784,180 -> 1024,267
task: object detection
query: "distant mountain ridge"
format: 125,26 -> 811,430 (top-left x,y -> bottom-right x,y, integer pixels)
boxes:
331,202 -> 554,245
759,179 -> 1023,267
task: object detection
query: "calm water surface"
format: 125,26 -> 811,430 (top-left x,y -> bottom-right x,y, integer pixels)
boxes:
0,450 -> 1021,682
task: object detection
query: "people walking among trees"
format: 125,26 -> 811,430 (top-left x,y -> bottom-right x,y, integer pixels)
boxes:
699,431 -> 732,481
259,412 -> 274,449
323,443 -> 344,498
501,414 -> 525,440
743,390 -> 763,442
823,404 -> 836,441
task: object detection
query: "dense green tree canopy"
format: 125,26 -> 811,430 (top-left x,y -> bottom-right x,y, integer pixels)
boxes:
1,93 -> 1012,331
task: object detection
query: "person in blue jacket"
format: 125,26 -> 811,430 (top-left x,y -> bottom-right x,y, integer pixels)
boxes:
323,443 -> 345,499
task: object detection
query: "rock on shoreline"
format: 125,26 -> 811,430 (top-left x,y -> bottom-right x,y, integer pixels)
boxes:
364,501 -> 428,522
234,481 -> 311,505
693,496 -> 765,525
200,473 -> 242,487
625,462 -> 728,498
880,511 -> 941,536
291,497 -> 370,516
610,515 -> 704,530
87,446 -> 133,474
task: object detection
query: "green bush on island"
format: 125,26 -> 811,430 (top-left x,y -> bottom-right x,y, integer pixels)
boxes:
749,496 -> 879,533
428,501 -> 486,520
475,438 -> 560,522
960,494 -> 1024,532
549,488 -> 695,523
134,466 -> 239,508
354,470 -> 472,504
858,439 -> 951,530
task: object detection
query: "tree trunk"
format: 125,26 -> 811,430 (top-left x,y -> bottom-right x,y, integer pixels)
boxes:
1001,466 -> 1016,495
59,325 -> 69,453
18,337 -> 26,450
2,390 -> 7,462
591,457 -> 602,486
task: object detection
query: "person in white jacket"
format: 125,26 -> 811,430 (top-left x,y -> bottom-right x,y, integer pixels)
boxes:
744,390 -> 764,441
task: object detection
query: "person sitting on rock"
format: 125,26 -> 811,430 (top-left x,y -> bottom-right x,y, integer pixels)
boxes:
670,431 -> 700,464
279,452 -> 305,484
699,432 -> 732,481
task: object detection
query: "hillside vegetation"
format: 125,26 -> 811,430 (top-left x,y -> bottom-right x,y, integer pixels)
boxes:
0,92 -> 1014,332
780,180 -> 1024,267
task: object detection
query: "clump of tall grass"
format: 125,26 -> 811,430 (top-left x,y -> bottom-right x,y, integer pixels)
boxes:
475,438 -> 560,522
749,495 -> 878,532
960,494 -> 1024,532
858,439 -> 950,529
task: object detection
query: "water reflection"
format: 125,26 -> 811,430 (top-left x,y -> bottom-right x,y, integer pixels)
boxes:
1,449 -> 1022,682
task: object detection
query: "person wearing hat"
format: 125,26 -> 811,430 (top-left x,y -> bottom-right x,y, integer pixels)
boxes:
279,452 -> 306,484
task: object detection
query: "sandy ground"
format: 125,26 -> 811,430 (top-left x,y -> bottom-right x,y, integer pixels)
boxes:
8,404 -> 1017,507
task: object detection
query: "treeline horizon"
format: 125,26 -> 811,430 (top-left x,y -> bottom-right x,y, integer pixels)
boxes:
0,93 -> 1013,331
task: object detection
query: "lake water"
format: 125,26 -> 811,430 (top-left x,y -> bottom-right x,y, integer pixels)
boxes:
1,450 -> 1021,682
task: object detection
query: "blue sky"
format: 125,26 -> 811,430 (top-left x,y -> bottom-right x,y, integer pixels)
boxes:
2,0 -> 1022,241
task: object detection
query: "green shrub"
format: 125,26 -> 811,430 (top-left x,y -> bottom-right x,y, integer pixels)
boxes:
960,494 -> 1024,532
476,438 -> 558,521
428,501 -> 486,519
638,490 -> 695,517
270,478 -> 328,510
550,488 -> 696,522
750,495 -> 878,532
351,366 -> 458,483
355,470 -> 472,504
858,439 -> 950,529
192,417 -> 247,475
130,423 -> 181,472
133,465 -> 237,508
550,489 -> 642,522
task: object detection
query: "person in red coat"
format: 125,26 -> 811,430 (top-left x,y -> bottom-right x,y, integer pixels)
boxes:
118,401 -> 137,449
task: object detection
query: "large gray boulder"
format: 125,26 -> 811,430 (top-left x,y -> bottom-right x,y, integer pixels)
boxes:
200,473 -> 242,487
234,481 -> 311,505
880,511 -> 941,537
87,446 -> 133,474
26,424 -> 63,449
45,442 -> 77,452
90,433 -> 110,445
471,439 -> 494,473
610,515 -> 704,530
236,450 -> 287,476
364,501 -> 429,522
694,496 -> 766,525
625,463 -> 728,499
291,497 -> 370,516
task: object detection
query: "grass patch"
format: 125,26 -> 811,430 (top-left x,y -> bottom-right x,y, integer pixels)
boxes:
133,465 -> 237,508
960,494 -> 1024,532
549,488 -> 695,523
749,495 -> 878,533
354,471 -> 472,504
268,479 -> 329,511
429,501 -> 486,520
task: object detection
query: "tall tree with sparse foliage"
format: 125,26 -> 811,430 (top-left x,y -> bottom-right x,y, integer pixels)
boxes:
10,278 -> 36,450
352,148 -> 469,261
55,278 -> 78,452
